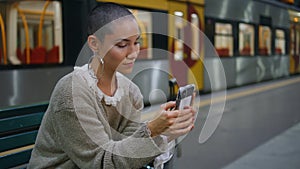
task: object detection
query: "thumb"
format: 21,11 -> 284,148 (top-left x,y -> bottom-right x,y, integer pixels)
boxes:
161,101 -> 176,110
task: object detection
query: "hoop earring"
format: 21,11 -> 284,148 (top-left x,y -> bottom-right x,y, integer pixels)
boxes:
87,55 -> 105,80
97,56 -> 105,80
88,55 -> 97,79
99,57 -> 104,65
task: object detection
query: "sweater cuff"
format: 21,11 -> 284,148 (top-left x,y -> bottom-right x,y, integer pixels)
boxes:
135,123 -> 168,153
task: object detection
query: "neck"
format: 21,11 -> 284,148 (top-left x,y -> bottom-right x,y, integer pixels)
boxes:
97,72 -> 117,97
90,57 -> 117,96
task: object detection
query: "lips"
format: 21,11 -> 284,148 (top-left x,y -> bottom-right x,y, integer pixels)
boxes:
123,61 -> 134,65
123,62 -> 134,67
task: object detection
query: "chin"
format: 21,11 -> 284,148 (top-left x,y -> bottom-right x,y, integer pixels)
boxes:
118,68 -> 133,75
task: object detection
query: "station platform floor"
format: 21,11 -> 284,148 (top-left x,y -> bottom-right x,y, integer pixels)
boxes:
170,75 -> 300,169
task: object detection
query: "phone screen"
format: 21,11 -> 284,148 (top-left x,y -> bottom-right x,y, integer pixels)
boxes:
175,84 -> 195,110
178,95 -> 192,110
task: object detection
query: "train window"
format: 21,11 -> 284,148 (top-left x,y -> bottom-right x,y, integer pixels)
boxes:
275,29 -> 286,55
174,11 -> 184,60
0,5 -> 6,65
214,22 -> 233,57
191,13 -> 200,60
0,1 -> 62,65
290,24 -> 300,56
295,26 -> 300,55
131,9 -> 152,59
290,26 -> 295,56
258,25 -> 271,56
239,23 -> 254,56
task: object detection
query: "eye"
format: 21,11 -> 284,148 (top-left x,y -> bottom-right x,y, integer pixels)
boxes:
116,42 -> 127,48
135,37 -> 141,46
134,41 -> 140,46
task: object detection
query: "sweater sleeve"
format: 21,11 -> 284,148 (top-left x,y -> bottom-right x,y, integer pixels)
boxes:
51,74 -> 168,169
52,110 -> 166,169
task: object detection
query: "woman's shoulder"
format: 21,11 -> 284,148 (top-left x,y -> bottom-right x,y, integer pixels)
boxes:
49,66 -> 93,109
53,68 -> 87,92
52,72 -> 73,94
47,72 -> 74,112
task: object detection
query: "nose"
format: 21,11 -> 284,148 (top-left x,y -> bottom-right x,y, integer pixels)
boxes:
127,45 -> 139,60
127,51 -> 138,60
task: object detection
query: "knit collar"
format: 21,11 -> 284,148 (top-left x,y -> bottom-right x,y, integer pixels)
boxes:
74,64 -> 126,106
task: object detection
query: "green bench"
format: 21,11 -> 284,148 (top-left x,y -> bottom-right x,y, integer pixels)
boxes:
0,103 -> 48,169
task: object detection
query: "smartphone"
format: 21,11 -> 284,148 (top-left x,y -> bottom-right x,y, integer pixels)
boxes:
175,84 -> 195,110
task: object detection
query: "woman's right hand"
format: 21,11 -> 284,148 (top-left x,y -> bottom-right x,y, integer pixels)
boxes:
147,101 -> 195,140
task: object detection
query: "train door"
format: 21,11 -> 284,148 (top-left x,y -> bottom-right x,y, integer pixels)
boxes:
186,3 -> 204,91
290,24 -> 300,74
289,10 -> 300,74
168,1 -> 204,91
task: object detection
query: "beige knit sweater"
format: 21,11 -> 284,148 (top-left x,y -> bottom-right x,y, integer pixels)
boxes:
28,65 -> 168,169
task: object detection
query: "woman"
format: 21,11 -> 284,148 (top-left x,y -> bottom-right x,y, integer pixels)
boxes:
28,2 -> 195,169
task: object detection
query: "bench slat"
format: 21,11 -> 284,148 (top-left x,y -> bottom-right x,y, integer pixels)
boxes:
0,131 -> 38,152
0,112 -> 44,133
0,103 -> 48,119
0,149 -> 32,169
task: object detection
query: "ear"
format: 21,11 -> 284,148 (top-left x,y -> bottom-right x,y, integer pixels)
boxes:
87,35 -> 100,52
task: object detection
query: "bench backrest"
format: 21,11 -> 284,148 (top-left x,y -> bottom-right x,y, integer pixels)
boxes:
0,103 -> 48,169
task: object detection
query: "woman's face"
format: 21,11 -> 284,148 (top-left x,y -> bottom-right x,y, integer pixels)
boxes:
99,18 -> 140,75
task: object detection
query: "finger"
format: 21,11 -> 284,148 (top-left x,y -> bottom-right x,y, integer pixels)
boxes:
182,107 -> 196,117
191,91 -> 196,106
175,112 -> 193,123
155,110 -> 179,123
170,117 -> 194,130
177,107 -> 195,117
174,109 -> 194,124
161,101 -> 176,110
165,110 -> 179,119
169,123 -> 194,136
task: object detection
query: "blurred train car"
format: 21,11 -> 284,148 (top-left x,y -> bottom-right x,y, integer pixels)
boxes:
0,0 -> 94,108
0,0 -> 205,109
203,0 -> 300,92
0,0 -> 300,109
